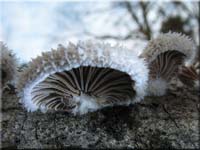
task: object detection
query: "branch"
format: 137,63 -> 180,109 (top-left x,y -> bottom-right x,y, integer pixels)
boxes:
140,2 -> 152,40
124,1 -> 143,31
124,1 -> 152,40
176,2 -> 199,20
85,30 -> 144,41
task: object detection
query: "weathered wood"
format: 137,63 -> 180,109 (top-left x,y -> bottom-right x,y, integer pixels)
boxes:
0,86 -> 199,149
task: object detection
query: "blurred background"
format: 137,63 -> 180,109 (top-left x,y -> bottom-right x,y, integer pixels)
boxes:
0,1 -> 199,63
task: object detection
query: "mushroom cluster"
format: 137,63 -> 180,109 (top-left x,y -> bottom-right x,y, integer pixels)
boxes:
1,32 -> 198,115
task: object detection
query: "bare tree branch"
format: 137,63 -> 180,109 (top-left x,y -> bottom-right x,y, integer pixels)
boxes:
84,1 -> 198,43
123,1 -> 152,40
124,2 -> 143,28
85,30 -> 144,41
84,1 -> 153,41
174,2 -> 200,21
140,2 -> 152,40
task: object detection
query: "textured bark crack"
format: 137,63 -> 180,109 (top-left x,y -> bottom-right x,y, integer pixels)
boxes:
162,104 -> 179,128
162,104 -> 197,148
1,86 -> 199,149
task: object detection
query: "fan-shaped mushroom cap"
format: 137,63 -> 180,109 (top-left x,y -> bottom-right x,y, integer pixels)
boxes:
17,41 -> 149,115
140,32 -> 196,96
140,32 -> 196,65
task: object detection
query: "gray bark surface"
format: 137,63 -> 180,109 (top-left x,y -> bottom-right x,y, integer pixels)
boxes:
1,86 -> 199,149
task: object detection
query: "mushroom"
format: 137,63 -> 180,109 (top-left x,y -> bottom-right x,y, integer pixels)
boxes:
0,42 -> 17,91
17,41 -> 148,115
140,32 -> 196,96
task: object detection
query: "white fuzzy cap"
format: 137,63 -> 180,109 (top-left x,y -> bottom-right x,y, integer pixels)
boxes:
140,32 -> 196,65
141,32 -> 196,96
17,41 -> 149,112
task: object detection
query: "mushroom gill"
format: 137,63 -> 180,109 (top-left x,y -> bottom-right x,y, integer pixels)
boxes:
178,63 -> 199,88
140,32 -> 196,96
17,41 -> 148,115
149,50 -> 186,81
31,66 -> 136,113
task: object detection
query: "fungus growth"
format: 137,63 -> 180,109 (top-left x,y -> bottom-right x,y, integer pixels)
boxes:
140,32 -> 196,96
17,41 -> 148,115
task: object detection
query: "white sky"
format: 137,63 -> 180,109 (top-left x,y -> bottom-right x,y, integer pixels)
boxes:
0,1 -> 148,63
0,1 -> 198,63
1,2 -> 64,62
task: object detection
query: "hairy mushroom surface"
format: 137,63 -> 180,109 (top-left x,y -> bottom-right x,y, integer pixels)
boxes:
140,32 -> 196,96
17,41 -> 148,115
0,42 -> 17,89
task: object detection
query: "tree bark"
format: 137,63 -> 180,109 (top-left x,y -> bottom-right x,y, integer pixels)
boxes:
1,86 -> 199,149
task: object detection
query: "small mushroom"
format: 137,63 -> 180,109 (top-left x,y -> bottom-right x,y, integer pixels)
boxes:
140,32 -> 196,96
0,42 -> 18,91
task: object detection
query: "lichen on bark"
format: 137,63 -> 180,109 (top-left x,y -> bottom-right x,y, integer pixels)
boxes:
0,86 -> 199,149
